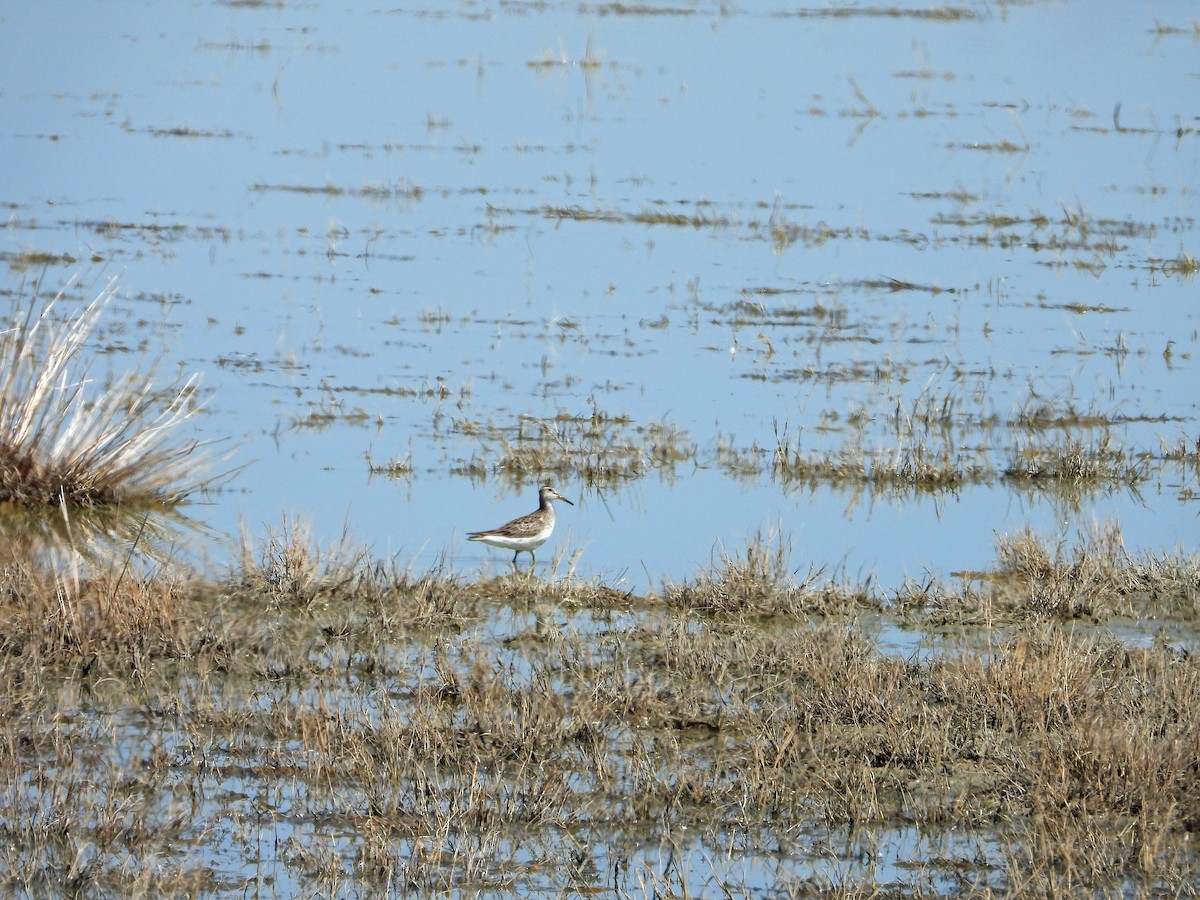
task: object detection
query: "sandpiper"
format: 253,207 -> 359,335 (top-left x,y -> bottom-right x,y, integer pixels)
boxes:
467,484 -> 573,569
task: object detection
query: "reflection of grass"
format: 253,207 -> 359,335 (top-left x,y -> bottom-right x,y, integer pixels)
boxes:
0,275 -> 219,508
0,502 -> 203,572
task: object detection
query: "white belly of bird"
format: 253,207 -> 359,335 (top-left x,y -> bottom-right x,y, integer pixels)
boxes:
471,525 -> 552,552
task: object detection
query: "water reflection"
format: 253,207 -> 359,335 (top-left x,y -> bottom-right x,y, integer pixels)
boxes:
0,502 -> 207,573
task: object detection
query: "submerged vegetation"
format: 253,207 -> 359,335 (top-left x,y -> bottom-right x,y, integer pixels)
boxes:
1,523 -> 1199,896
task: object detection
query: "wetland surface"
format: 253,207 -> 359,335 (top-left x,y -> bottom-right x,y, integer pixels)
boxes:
2,0 -> 1200,895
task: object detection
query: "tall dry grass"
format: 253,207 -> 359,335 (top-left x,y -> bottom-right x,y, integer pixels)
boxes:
0,273 -> 218,508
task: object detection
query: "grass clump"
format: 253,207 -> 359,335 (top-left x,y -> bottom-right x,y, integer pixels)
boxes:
474,411 -> 697,485
0,274 -> 217,508
0,558 -> 195,674
772,422 -> 990,493
1004,435 -> 1147,485
989,523 -> 1200,621
660,529 -> 867,618
991,523 -> 1130,620
1162,250 -> 1198,277
229,514 -> 469,631
923,522 -> 1200,626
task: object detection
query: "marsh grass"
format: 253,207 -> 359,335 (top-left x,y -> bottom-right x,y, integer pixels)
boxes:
289,396 -> 373,430
872,440 -> 989,488
229,514 -> 469,631
540,203 -> 732,230
459,401 -> 1186,510
1159,431 -> 1200,461
773,421 -> 991,493
1004,434 -> 1148,485
1162,250 -> 1198,277
537,199 -> 879,254
0,249 -> 80,271
473,412 -> 697,485
1,524 -> 1199,895
660,529 -> 869,618
0,274 -> 220,508
249,180 -> 424,202
989,523 -> 1200,622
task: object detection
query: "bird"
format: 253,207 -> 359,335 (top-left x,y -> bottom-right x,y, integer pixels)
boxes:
467,484 -> 574,569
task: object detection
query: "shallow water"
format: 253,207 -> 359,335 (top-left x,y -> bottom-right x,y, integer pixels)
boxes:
2,0 -> 1198,594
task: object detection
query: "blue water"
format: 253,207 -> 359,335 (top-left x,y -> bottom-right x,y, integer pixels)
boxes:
1,0 -> 1197,595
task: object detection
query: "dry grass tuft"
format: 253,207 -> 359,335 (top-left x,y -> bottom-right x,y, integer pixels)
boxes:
0,274 -> 221,508
1163,250 -> 1198,277
660,529 -> 868,617
0,555 -> 196,691
228,514 -> 470,632
987,522 -> 1143,621
926,522 -> 1200,626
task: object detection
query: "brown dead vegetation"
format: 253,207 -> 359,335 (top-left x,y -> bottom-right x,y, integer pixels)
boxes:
0,522 -> 1197,895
